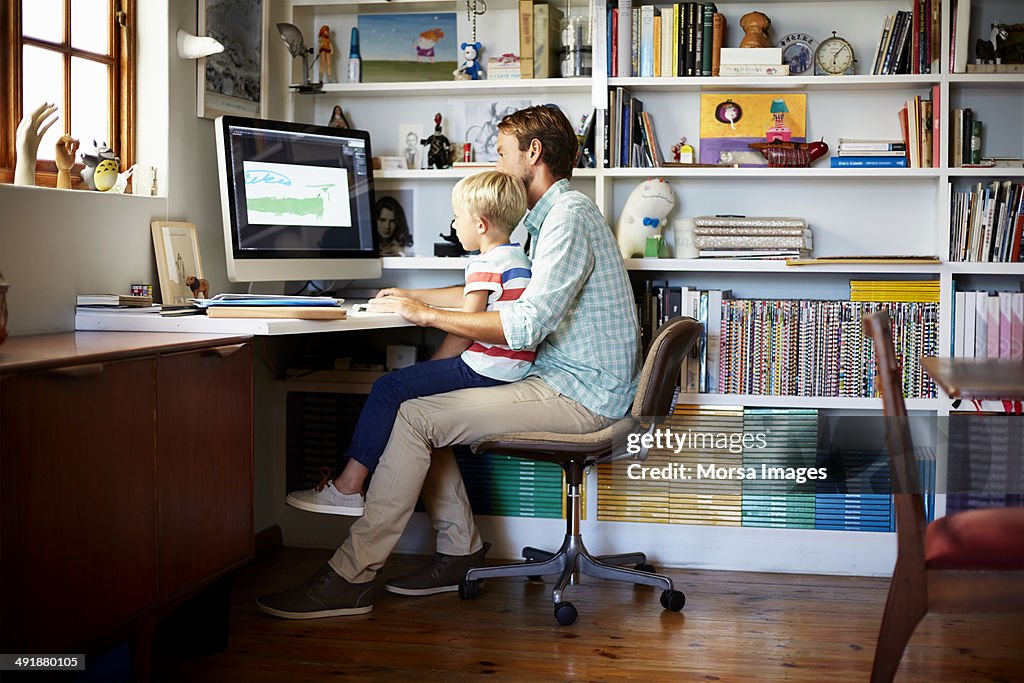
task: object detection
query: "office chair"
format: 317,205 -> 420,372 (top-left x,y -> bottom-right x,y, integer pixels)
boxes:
863,311 -> 1024,683
459,316 -> 703,625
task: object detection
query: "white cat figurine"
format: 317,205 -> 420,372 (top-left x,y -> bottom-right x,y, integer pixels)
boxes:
615,178 -> 676,258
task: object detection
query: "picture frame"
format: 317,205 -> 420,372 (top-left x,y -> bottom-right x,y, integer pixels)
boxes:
151,221 -> 205,306
357,13 -> 458,82
197,0 -> 268,120
374,189 -> 415,257
398,124 -> 424,170
451,99 -> 531,163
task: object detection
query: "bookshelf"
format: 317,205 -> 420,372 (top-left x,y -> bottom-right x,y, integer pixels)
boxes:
277,0 -> 1022,575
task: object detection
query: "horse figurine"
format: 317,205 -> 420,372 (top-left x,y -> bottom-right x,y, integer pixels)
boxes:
975,24 -> 1009,65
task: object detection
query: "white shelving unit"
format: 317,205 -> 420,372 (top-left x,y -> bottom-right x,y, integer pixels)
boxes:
276,0 -> 1023,575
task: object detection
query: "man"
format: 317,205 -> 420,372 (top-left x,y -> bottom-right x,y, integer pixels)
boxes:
257,105 -> 640,619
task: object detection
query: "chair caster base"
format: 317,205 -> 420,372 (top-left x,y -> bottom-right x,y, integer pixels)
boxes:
661,589 -> 685,612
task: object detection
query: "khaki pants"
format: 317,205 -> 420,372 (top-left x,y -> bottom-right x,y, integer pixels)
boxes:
329,376 -> 615,583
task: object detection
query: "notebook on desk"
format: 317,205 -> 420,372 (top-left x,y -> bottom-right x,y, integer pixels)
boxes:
205,306 -> 347,320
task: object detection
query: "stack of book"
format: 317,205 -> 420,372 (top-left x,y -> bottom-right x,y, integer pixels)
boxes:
868,2 -> 940,76
949,180 -> 1024,262
951,290 -> 1024,360
75,293 -> 160,315
609,1 -> 726,78
717,47 -> 788,77
693,216 -> 811,259
951,107 -> 983,167
849,280 -> 941,303
831,138 -> 908,168
608,86 -> 665,167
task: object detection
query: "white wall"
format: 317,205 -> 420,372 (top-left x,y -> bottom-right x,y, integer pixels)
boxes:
0,0 -> 240,336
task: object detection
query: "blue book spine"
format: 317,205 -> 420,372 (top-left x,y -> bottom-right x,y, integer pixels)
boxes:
830,156 -> 908,168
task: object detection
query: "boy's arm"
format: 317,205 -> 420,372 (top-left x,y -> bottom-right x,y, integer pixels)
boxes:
431,290 -> 489,359
377,285 -> 464,309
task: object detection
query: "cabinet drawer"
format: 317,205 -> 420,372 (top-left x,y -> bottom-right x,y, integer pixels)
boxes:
156,343 -> 253,599
0,357 -> 158,651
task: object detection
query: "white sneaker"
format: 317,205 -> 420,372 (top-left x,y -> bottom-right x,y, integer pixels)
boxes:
286,476 -> 364,516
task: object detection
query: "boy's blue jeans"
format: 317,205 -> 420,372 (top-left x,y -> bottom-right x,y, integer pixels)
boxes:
343,356 -> 507,473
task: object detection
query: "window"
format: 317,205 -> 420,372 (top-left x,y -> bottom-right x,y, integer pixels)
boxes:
1,0 -> 135,187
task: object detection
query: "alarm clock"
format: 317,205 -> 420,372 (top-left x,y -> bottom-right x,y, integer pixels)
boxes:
778,33 -> 815,75
814,31 -> 856,75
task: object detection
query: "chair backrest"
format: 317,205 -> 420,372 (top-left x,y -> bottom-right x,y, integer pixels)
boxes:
863,311 -> 928,558
632,317 -> 704,420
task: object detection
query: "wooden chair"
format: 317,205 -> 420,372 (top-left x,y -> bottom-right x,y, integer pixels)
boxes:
459,317 -> 703,625
863,311 -> 1024,683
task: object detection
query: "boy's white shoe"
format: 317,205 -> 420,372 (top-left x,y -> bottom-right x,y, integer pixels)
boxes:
286,473 -> 364,516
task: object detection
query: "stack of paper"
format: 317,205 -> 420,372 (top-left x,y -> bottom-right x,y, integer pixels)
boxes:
194,294 -> 346,320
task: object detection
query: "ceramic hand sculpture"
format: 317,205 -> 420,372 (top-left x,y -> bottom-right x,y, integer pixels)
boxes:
55,135 -> 80,189
14,102 -> 59,186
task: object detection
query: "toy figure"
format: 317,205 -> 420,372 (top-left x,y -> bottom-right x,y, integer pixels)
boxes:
454,41 -> 484,80
615,178 -> 676,258
421,113 -> 452,169
13,102 -> 58,186
671,137 -> 694,164
739,11 -> 772,49
318,25 -> 334,82
416,28 -> 445,63
328,105 -> 349,128
976,24 -> 1009,64
186,276 -> 210,299
80,140 -> 119,191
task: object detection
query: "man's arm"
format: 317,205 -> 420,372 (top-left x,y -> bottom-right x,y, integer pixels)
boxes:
431,290 -> 489,359
376,285 -> 464,308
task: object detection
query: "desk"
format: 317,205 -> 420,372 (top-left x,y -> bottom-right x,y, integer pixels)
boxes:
75,305 -> 412,335
921,357 -> 1024,401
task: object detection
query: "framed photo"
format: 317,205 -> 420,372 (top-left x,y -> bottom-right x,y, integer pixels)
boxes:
357,13 -> 458,82
398,124 -> 424,170
698,93 -> 807,166
151,221 -> 205,306
451,99 -> 531,163
197,0 -> 268,119
374,190 -> 415,257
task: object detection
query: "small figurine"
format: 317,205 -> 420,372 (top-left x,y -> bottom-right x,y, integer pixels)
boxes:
186,276 -> 210,299
80,140 -> 119,190
671,137 -> 694,164
421,113 -> 452,169
55,134 -> 79,189
976,24 -> 1009,65
328,105 -> 349,128
747,139 -> 829,168
13,102 -> 58,186
318,25 -> 334,82
454,41 -> 484,80
416,28 -> 445,63
739,11 -> 772,49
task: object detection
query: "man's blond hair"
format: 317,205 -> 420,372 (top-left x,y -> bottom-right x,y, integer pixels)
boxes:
452,171 -> 527,235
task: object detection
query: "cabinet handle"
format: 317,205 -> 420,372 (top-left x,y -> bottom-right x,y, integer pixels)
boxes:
45,363 -> 104,379
204,343 -> 247,358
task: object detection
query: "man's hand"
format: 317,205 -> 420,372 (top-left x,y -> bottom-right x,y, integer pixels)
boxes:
368,295 -> 432,325
375,287 -> 407,299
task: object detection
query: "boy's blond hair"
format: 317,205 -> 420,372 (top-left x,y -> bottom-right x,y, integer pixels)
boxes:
452,171 -> 527,235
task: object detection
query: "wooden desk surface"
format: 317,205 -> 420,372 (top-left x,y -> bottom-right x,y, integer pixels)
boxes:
921,357 -> 1024,400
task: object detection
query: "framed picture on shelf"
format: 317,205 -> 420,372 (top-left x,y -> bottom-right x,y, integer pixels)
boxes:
151,221 -> 205,306
197,0 -> 268,119
357,13 -> 458,82
398,124 -> 424,169
374,190 -> 415,257
699,93 -> 807,167
451,99 -> 532,163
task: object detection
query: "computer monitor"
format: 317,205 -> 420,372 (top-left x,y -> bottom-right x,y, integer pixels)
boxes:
214,115 -> 382,283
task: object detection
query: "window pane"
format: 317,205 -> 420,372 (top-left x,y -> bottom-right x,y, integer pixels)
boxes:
71,0 -> 111,55
21,46 -> 66,161
71,57 -> 111,152
22,0 -> 64,44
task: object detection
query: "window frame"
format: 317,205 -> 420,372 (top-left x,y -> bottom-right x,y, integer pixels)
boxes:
1,0 -> 136,188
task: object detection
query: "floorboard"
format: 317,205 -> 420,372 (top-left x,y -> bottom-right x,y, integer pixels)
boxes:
155,547 -> 1024,682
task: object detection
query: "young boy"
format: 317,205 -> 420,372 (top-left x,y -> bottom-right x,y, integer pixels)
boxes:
286,170 -> 532,516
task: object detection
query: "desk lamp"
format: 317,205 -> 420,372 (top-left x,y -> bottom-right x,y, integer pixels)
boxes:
276,23 -> 322,92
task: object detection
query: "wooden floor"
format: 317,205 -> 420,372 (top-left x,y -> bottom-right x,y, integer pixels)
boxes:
155,547 -> 1024,682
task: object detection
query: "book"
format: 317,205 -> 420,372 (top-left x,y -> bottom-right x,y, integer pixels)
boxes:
719,47 -> 782,65
76,293 -> 153,307
205,306 -> 347,320
837,139 -> 906,151
711,11 -> 726,76
518,0 -> 535,79
76,303 -> 162,314
830,156 -> 908,168
194,294 -> 343,308
718,64 -> 789,76
532,2 -> 564,78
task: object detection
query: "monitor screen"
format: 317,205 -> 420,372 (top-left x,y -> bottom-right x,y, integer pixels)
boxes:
214,115 -> 382,282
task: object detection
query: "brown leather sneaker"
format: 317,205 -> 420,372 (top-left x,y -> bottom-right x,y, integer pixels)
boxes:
257,563 -> 375,619
384,542 -> 491,596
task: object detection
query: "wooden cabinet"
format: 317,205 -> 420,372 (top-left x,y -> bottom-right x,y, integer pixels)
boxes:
0,332 -> 253,655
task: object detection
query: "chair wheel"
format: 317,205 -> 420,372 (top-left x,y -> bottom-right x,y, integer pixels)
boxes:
459,579 -> 481,600
524,556 -> 542,582
554,601 -> 578,626
635,562 -> 656,573
660,589 -> 685,612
